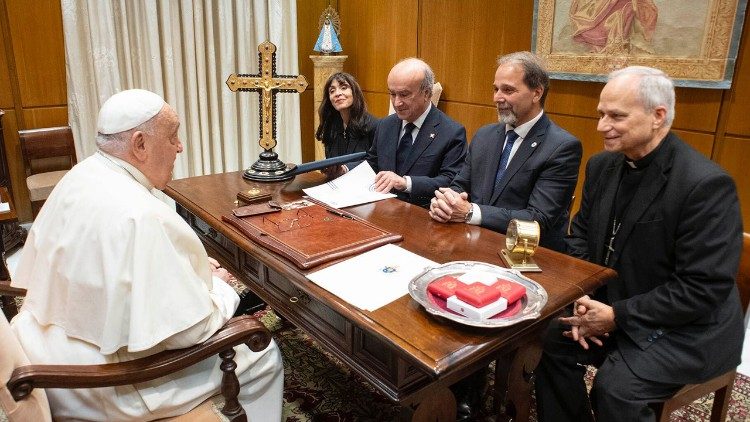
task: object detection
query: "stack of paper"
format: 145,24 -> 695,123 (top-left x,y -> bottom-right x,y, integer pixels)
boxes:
307,244 -> 437,311
303,162 -> 395,208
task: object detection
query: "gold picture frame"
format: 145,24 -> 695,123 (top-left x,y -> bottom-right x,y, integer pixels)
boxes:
532,0 -> 748,88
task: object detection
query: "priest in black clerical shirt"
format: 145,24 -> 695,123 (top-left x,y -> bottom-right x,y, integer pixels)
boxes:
534,66 -> 745,421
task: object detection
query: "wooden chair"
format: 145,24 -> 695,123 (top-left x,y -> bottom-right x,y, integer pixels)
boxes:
0,311 -> 270,422
651,232 -> 750,421
18,126 -> 77,217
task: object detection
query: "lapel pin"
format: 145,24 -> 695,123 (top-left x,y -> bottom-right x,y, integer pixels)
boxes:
531,142 -> 538,148
430,133 -> 436,139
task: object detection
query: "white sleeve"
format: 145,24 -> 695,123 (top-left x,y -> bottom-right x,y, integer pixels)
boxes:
158,276 -> 240,350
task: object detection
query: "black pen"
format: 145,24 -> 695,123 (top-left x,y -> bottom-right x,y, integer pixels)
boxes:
327,208 -> 354,219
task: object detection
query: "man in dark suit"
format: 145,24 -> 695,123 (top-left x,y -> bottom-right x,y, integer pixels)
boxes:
366,58 -> 467,207
535,66 -> 745,421
428,51 -> 581,252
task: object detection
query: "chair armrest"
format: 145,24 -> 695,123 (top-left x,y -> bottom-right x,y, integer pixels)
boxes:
8,315 -> 271,401
0,280 -> 26,297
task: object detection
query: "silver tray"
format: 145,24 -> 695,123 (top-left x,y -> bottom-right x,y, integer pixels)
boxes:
408,261 -> 548,328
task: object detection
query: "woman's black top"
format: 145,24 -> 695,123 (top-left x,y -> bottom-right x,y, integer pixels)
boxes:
323,112 -> 378,164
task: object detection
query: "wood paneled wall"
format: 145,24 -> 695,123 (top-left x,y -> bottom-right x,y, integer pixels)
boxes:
297,0 -> 750,229
0,0 -> 67,222
2,1 -> 749,225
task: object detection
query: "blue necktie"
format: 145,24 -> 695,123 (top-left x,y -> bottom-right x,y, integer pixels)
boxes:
495,130 -> 519,184
396,122 -> 416,175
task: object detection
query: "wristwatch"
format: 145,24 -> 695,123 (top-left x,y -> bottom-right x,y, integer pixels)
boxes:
464,206 -> 473,222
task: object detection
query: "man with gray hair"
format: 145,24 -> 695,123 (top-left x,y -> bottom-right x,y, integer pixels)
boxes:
365,57 -> 467,207
429,51 -> 581,252
535,66 -> 745,421
10,89 -> 283,420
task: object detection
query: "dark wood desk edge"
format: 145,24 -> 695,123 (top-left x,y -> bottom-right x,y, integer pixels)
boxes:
165,185 -> 445,376
165,178 -> 618,410
165,183 -> 617,375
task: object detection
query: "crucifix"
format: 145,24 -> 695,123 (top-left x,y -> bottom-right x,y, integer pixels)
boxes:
226,40 -> 308,181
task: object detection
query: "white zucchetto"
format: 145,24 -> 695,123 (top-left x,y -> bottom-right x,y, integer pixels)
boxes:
97,89 -> 166,135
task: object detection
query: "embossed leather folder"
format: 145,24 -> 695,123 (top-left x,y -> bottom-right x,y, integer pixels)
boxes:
222,203 -> 402,269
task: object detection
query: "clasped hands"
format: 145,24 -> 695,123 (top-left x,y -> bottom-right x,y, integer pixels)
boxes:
429,187 -> 471,222
559,295 -> 616,350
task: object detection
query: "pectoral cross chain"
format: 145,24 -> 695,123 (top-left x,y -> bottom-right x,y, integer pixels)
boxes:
604,219 -> 621,266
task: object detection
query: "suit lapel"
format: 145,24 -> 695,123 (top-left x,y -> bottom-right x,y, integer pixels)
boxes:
402,106 -> 439,173
489,115 -> 549,204
607,136 -> 674,267
593,158 -> 621,264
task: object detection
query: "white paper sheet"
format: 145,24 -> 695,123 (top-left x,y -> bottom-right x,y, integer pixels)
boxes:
307,244 -> 438,311
0,202 -> 9,212
302,161 -> 396,208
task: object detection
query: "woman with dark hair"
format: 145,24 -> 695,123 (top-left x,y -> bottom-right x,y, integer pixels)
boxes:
316,72 -> 377,176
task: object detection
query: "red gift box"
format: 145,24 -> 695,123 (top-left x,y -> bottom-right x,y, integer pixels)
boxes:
427,275 -> 465,299
491,279 -> 526,304
455,282 -> 502,307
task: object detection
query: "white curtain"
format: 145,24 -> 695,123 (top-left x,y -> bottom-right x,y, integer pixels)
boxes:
61,0 -> 302,180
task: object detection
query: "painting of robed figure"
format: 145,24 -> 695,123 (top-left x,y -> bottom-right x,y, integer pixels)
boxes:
533,0 -> 748,88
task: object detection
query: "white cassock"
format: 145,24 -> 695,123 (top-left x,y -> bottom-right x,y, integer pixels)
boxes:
10,152 -> 283,421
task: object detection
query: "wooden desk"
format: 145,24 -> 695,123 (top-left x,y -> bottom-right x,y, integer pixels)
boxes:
166,172 -> 615,421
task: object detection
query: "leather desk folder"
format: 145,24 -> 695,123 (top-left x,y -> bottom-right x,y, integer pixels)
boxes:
222,203 -> 402,269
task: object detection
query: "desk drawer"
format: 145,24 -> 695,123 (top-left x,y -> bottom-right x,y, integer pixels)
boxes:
239,251 -> 262,284
192,215 -> 239,268
353,327 -> 428,390
265,268 -> 351,352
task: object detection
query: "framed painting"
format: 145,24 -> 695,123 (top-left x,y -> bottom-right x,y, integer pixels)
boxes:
532,0 -> 748,88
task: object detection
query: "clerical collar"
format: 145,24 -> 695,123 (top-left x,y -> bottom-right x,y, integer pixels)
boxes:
505,109 -> 544,140
402,103 -> 432,131
623,137 -> 665,170
96,150 -> 155,191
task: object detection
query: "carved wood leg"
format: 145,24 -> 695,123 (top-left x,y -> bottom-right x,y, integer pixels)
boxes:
1,222 -> 26,251
710,382 -> 734,422
219,348 -> 247,422
1,294 -> 18,319
400,385 -> 457,422
493,340 -> 543,422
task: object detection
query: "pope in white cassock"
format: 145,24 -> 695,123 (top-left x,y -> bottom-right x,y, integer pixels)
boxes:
9,89 -> 284,421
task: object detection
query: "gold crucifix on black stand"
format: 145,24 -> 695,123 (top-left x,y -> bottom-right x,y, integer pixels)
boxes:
227,40 -> 308,182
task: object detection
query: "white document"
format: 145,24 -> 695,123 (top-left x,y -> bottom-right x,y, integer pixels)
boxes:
307,244 -> 438,311
302,161 -> 396,208
0,202 -> 9,212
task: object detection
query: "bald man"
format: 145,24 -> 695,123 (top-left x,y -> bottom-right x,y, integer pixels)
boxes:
365,58 -> 467,207
11,89 -> 283,421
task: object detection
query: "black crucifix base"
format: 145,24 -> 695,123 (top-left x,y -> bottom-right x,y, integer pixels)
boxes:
243,150 -> 297,182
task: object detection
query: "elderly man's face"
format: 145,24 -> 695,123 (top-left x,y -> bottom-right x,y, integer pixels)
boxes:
493,63 -> 543,126
387,68 -> 431,123
597,76 -> 664,160
143,105 -> 183,189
